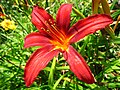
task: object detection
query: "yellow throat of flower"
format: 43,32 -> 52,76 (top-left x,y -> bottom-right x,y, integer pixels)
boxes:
51,38 -> 69,51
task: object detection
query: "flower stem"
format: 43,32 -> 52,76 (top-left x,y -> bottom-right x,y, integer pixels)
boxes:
79,36 -> 90,55
113,15 -> 120,32
105,26 -> 115,39
101,0 -> 111,15
0,5 -> 5,14
48,57 -> 57,86
72,7 -> 85,19
56,66 -> 69,70
53,71 -> 71,89
30,0 -> 35,6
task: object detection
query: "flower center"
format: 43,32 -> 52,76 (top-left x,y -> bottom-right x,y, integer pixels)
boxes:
40,19 -> 70,51
51,38 -> 69,51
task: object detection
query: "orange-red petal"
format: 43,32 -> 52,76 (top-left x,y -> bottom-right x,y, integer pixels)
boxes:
24,32 -> 51,48
31,6 -> 55,32
56,4 -> 72,34
63,45 -> 95,84
24,45 -> 59,87
68,14 -> 113,43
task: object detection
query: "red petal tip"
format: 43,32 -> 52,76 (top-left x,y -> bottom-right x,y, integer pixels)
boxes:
63,46 -> 95,84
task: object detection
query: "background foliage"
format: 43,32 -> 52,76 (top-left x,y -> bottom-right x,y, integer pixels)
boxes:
0,0 -> 120,90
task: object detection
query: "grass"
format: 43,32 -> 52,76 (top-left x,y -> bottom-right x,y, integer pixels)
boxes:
0,0 -> 120,89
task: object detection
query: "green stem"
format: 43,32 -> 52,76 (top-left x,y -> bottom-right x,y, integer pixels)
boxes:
92,0 -> 100,14
113,15 -> 120,32
0,5 -> 5,14
44,66 -> 69,72
67,0 -> 71,3
45,0 -> 49,12
48,57 -> 57,86
30,0 -> 35,6
12,15 -> 28,34
72,7 -> 85,19
15,0 -> 19,5
79,36 -> 90,55
105,26 -> 115,39
101,0 -> 110,15
53,72 -> 71,89
56,66 -> 69,70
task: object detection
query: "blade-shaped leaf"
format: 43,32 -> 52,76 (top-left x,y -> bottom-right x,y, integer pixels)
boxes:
63,45 -> 95,84
24,45 -> 59,87
68,14 -> 113,43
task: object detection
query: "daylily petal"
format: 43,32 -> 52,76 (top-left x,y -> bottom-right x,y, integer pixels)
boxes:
101,0 -> 110,15
68,14 -> 113,43
24,32 -> 51,48
56,4 -> 72,34
31,6 -> 55,32
92,0 -> 101,14
24,45 -> 59,87
63,45 -> 95,84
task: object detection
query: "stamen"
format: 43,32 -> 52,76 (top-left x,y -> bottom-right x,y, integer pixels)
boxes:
45,21 -> 49,25
41,26 -> 63,43
53,23 -> 56,26
34,13 -> 64,43
42,20 -> 65,44
48,19 -> 53,24
41,27 -> 46,31
46,29 -> 50,32
51,25 -> 65,39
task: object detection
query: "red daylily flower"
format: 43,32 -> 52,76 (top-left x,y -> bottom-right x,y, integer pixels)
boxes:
24,4 -> 113,87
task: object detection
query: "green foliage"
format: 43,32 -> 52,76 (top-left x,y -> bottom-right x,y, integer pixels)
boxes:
0,0 -> 120,89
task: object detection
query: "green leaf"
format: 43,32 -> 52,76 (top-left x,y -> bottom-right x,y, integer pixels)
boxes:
111,37 -> 120,44
93,86 -> 107,90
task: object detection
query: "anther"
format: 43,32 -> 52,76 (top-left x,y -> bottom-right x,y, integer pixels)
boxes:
45,21 -> 48,25
48,19 -> 53,24
41,27 -> 45,31
51,25 -> 54,27
51,24 -> 57,31
46,29 -> 50,32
